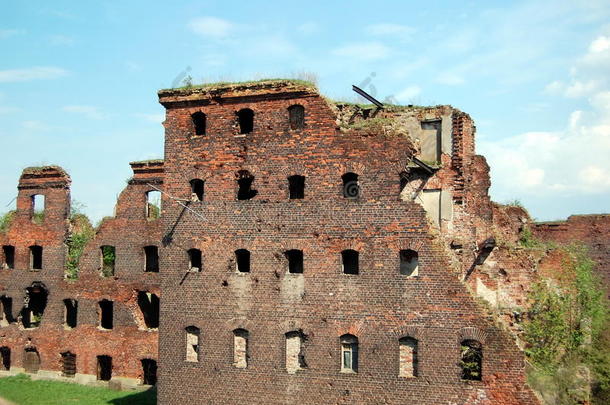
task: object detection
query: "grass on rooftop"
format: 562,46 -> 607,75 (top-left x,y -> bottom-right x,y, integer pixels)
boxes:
0,374 -> 156,405
164,78 -> 317,92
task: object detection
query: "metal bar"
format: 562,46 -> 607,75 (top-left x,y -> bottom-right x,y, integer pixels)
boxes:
351,85 -> 384,108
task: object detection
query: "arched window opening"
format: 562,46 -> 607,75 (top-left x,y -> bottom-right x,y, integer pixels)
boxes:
285,249 -> 303,274
190,179 -> 204,201
61,352 -> 76,377
22,283 -> 47,328
191,111 -> 206,136
141,359 -> 157,385
185,326 -> 200,362
188,249 -> 202,272
2,245 -> 15,269
235,249 -> 251,273
137,291 -> 159,329
63,299 -> 78,328
97,355 -> 112,381
288,175 -> 305,199
31,194 -> 45,224
288,105 -> 305,130
461,340 -> 483,381
144,246 -> 159,273
399,337 -> 418,378
237,108 -> 254,134
146,191 -> 161,220
400,250 -> 419,276
23,348 -> 40,374
341,249 -> 359,275
233,329 -> 249,369
237,170 -> 257,200
100,246 -> 115,277
342,172 -> 360,199
98,299 -> 113,330
29,245 -> 43,270
340,334 -> 358,373
285,331 -> 307,374
0,347 -> 10,370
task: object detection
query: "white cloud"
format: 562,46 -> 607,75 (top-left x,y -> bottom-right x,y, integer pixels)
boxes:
297,22 -> 319,35
365,23 -> 414,37
589,35 -> 610,53
481,35 -> 610,198
188,17 -> 233,38
49,34 -> 75,46
0,29 -> 25,39
332,42 -> 390,61
0,66 -> 68,83
134,113 -> 164,124
436,71 -> 465,86
62,105 -> 106,120
395,85 -> 421,102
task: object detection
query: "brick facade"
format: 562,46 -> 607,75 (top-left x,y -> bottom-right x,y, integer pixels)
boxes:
156,81 -> 539,404
0,163 -> 160,386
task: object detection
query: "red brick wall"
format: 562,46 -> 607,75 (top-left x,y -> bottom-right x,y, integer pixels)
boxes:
157,83 -> 538,404
534,215 -> 610,297
0,164 -> 159,382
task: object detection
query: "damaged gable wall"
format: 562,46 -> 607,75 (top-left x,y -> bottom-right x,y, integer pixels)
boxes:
0,163 -> 160,387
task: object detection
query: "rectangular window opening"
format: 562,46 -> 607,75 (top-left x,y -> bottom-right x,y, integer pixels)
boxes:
2,246 -> 15,269
144,246 -> 159,272
99,300 -> 113,330
97,355 -> 112,381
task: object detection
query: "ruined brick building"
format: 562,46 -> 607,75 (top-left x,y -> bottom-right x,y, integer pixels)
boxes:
155,80 -> 541,404
0,163 -> 160,386
1,79 -> 606,403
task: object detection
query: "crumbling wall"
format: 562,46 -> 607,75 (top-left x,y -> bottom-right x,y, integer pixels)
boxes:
534,214 -> 610,298
157,80 -> 538,405
0,163 -> 160,386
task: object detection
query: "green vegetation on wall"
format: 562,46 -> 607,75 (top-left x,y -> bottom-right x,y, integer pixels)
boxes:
524,245 -> 610,404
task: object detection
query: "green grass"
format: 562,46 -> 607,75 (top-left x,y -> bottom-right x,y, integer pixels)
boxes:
162,78 -> 317,92
0,374 -> 156,405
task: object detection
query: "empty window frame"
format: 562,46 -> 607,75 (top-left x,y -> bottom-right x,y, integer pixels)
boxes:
100,246 -> 115,277
146,191 -> 161,220
2,246 -> 15,269
31,194 -> 45,224
399,337 -> 418,378
144,246 -> 159,273
285,249 -> 303,274
340,334 -> 358,373
233,329 -> 249,369
188,249 -> 202,272
97,355 -> 112,381
29,245 -> 43,270
288,175 -> 305,199
0,347 -> 10,371
460,340 -> 482,381
342,172 -> 360,199
137,291 -> 159,329
237,170 -> 257,200
22,284 -> 47,328
63,299 -> 78,328
285,331 -> 307,374
237,108 -> 254,134
399,249 -> 419,276
0,296 -> 13,325
98,300 -> 113,330
190,179 -> 204,201
61,352 -> 76,377
341,249 -> 359,275
191,111 -> 206,136
235,249 -> 250,273
185,326 -> 200,362
288,105 -> 305,130
141,359 -> 157,385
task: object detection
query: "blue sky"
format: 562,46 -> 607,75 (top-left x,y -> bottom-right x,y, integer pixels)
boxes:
1,0 -> 609,222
